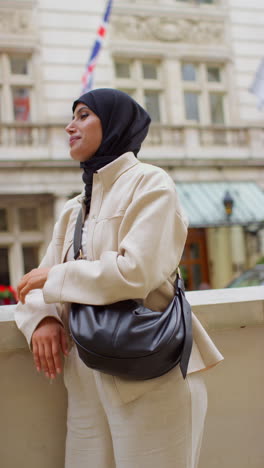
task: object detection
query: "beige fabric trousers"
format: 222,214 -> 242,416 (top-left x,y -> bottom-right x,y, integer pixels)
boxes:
64,346 -> 208,468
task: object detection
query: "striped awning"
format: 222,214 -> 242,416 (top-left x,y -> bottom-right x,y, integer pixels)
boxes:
175,182 -> 264,227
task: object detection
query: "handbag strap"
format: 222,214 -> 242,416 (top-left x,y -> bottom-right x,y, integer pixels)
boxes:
175,275 -> 193,378
73,208 -> 84,260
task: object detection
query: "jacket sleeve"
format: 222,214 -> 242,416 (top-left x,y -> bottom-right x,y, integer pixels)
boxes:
15,223 -> 64,348
43,176 -> 188,306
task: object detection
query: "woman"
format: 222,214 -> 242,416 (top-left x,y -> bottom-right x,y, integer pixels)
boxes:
15,89 -> 223,468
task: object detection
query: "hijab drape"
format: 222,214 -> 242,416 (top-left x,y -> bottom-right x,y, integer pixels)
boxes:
72,88 -> 151,212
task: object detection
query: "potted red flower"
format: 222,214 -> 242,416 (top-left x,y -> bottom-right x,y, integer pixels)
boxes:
0,285 -> 18,305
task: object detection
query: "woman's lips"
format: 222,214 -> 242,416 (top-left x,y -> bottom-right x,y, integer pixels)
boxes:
69,136 -> 81,146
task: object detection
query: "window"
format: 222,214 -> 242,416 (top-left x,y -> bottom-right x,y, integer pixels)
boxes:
12,88 -> 31,122
0,53 -> 33,122
0,247 -> 10,285
10,56 -> 29,75
144,91 -> 161,122
18,207 -> 39,231
142,63 -> 158,80
22,246 -> 40,274
207,67 -> 221,82
0,209 -> 8,232
0,198 -> 52,288
184,92 -> 200,121
182,63 -> 197,82
209,93 -> 224,124
114,59 -> 163,122
114,62 -> 130,79
181,62 -> 227,124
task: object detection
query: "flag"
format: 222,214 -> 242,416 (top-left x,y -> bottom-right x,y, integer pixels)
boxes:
81,0 -> 113,93
250,58 -> 264,110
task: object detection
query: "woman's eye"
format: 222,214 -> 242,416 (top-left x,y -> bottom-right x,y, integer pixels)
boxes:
80,113 -> 89,120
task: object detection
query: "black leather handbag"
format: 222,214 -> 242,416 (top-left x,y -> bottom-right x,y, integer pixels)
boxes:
69,209 -> 193,380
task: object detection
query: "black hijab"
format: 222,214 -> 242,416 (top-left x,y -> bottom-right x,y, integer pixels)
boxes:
72,88 -> 151,212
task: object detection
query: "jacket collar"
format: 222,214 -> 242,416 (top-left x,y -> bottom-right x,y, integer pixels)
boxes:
97,152 -> 139,189
77,152 -> 139,202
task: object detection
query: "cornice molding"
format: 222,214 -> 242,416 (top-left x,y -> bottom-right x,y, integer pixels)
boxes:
110,41 -> 231,60
112,2 -> 227,20
0,159 -> 263,170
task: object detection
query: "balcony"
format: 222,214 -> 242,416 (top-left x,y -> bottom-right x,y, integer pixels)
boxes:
1,286 -> 264,468
0,122 -> 263,162
145,123 -> 264,160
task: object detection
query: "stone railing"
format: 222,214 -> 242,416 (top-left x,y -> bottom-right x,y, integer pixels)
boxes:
0,122 -> 49,146
0,122 -> 263,160
0,123 -> 69,160
1,286 -> 264,468
146,124 -> 264,159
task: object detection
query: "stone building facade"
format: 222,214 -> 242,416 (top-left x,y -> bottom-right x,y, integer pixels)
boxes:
0,0 -> 263,290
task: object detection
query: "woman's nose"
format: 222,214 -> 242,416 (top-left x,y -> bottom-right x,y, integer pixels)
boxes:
65,121 -> 76,134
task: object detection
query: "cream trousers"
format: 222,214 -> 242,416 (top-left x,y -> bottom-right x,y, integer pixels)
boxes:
64,346 -> 207,468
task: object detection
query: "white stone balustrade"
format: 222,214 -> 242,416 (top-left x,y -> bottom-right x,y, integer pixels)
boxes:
0,286 -> 264,468
0,123 -> 263,161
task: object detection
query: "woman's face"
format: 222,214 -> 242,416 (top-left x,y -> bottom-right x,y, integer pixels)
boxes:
65,103 -> 103,162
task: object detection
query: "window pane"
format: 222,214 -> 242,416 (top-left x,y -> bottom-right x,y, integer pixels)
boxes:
115,62 -> 130,78
144,91 -> 161,122
0,248 -> 10,285
207,67 -> 221,82
191,264 -> 202,290
0,209 -> 8,231
190,243 -> 200,259
142,63 -> 158,80
12,88 -> 30,121
184,92 -> 200,121
210,93 -> 224,124
10,56 -> 29,75
182,64 -> 196,81
23,246 -> 39,274
18,207 -> 39,231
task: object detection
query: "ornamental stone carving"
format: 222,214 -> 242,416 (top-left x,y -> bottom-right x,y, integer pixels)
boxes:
112,15 -> 225,44
111,15 -> 153,41
0,9 -> 35,34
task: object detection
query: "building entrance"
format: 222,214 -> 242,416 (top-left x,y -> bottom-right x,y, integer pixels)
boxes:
180,228 -> 210,290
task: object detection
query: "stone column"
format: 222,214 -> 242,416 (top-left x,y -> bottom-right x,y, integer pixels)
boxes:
230,225 -> 246,275
259,229 -> 264,258
206,227 -> 233,289
53,195 -> 69,222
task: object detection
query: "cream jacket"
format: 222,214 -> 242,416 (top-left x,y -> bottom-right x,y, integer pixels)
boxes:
15,152 -> 223,404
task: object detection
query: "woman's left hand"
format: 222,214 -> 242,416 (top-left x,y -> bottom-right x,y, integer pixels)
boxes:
17,268 -> 51,304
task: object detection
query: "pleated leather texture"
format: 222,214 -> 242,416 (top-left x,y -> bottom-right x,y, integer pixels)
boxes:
69,280 -> 192,380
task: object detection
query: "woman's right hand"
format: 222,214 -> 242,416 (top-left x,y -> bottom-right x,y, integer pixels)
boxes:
32,317 -> 68,379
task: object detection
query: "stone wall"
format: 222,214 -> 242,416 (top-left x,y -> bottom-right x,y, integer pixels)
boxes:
229,0 -> 264,121
0,286 -> 264,468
